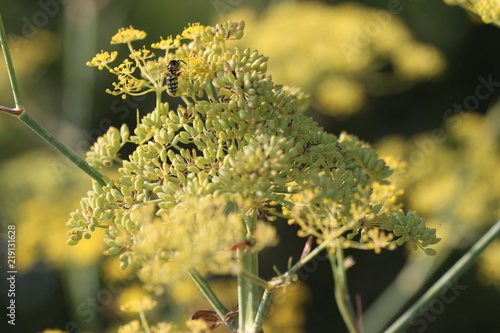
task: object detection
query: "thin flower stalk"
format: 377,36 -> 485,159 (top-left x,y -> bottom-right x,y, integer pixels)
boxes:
330,242 -> 358,333
252,289 -> 275,333
385,220 -> 500,333
187,268 -> 237,332
0,14 -> 107,187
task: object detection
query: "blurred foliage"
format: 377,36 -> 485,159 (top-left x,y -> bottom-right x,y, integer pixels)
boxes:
478,239 -> 500,289
376,108 -> 500,285
0,149 -> 105,271
226,2 -> 446,118
0,29 -> 59,92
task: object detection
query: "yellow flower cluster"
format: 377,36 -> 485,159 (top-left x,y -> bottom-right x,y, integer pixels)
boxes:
444,0 -> 500,24
120,296 -> 157,313
111,26 -> 147,44
68,21 -> 439,294
226,2 -> 446,118
117,294 -> 217,333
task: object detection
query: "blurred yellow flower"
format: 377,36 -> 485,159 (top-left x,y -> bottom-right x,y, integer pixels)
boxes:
0,30 -> 59,93
393,43 -> 446,80
478,240 -> 500,290
376,110 -> 500,280
263,282 -> 310,333
120,296 -> 158,313
226,2 -> 445,117
0,150 -> 106,271
315,77 -> 365,118
116,285 -> 151,316
117,320 -> 141,333
185,319 -> 210,333
18,196 -> 106,271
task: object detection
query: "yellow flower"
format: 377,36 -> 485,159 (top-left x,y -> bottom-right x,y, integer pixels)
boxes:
111,26 -> 147,44
445,0 -> 500,24
254,221 -> 279,252
393,43 -> 446,80
151,36 -> 179,50
75,21 -> 440,302
474,0 -> 500,23
151,322 -> 180,333
185,319 -> 210,333
118,320 -> 142,333
120,296 -> 158,313
226,2 -> 445,118
86,50 -> 118,70
180,23 -> 206,40
263,283 -> 310,333
130,47 -> 153,61
0,150 -> 106,272
315,77 -> 365,117
478,240 -> 500,290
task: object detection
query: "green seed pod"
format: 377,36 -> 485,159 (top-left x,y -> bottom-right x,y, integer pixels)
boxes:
187,165 -> 201,174
104,247 -> 122,256
66,239 -> 79,246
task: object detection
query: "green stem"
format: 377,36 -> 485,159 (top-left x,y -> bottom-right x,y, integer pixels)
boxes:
267,238 -> 330,290
329,242 -> 359,333
0,13 -> 23,109
385,220 -> 500,333
238,268 -> 271,290
238,213 -> 260,333
187,268 -> 237,332
362,245 -> 452,333
155,90 -> 162,110
0,13 -> 106,187
139,310 -> 152,333
18,112 -> 107,187
252,289 -> 275,333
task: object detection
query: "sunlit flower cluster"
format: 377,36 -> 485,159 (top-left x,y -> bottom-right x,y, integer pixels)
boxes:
225,2 -> 446,118
444,0 -> 500,24
69,21 -> 439,295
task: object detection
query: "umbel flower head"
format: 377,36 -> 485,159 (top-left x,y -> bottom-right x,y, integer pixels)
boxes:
71,21 -> 439,288
444,0 -> 500,24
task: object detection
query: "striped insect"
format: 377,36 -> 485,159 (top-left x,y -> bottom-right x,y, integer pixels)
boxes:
166,59 -> 186,96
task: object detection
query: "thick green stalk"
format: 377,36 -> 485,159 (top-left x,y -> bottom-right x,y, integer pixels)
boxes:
385,220 -> 500,333
238,212 -> 260,333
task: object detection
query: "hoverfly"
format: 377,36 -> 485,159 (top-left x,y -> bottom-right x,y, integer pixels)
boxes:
166,59 -> 186,96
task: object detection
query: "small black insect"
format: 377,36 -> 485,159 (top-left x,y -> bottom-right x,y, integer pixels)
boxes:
166,59 -> 186,96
